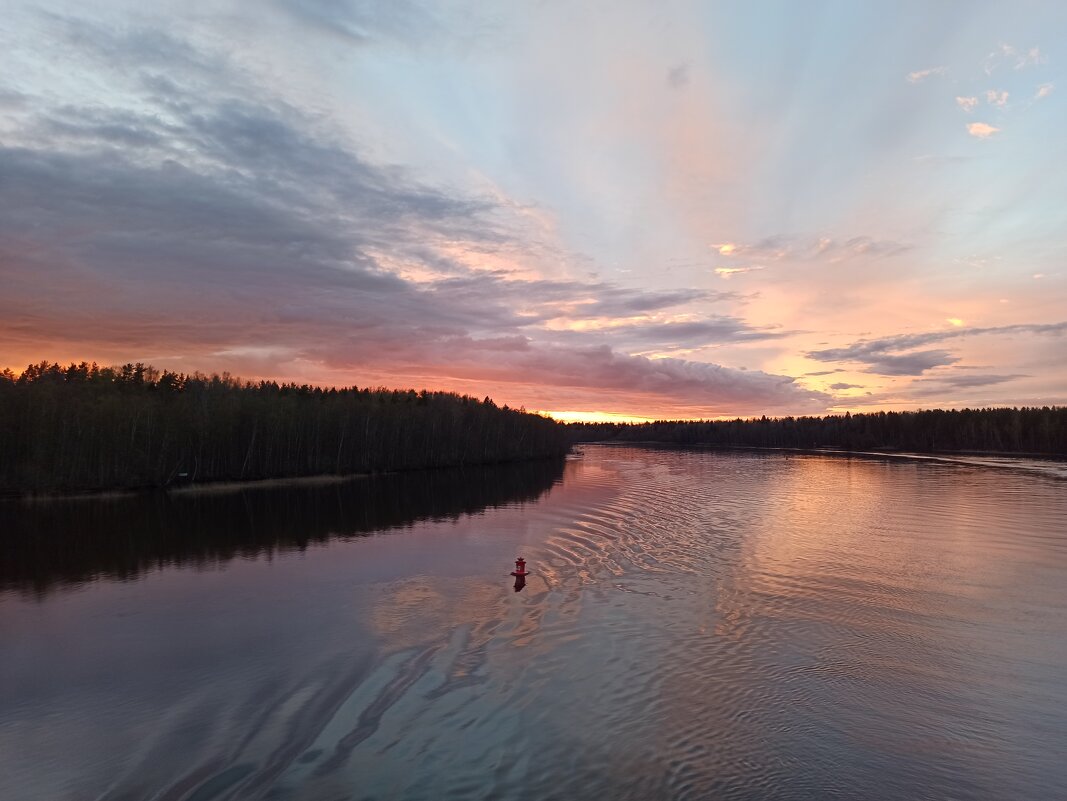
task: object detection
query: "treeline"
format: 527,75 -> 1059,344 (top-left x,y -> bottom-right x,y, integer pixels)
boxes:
570,407 -> 1067,456
0,361 -> 568,493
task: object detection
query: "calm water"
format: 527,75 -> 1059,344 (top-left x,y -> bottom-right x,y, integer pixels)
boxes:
2,446 -> 1066,800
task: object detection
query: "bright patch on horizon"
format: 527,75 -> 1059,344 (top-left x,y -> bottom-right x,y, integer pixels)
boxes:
541,410 -> 656,424
947,318 -> 965,327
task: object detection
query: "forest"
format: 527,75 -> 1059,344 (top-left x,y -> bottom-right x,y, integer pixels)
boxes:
570,407 -> 1067,456
0,361 -> 569,494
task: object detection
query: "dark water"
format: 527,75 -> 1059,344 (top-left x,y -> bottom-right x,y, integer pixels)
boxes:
2,447 -> 1066,801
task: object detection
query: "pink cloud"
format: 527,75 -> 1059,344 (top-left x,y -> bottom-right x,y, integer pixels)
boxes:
966,122 -> 1000,138
906,66 -> 947,83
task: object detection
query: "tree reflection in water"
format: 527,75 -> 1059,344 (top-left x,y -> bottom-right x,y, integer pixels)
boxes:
1,458 -> 566,596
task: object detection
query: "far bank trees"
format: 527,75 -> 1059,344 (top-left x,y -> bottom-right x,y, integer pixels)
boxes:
570,408 -> 1067,456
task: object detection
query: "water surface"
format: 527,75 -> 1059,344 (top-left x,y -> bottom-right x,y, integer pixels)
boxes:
2,447 -> 1066,800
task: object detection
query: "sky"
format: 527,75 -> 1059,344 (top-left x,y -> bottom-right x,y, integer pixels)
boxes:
1,0 -> 1065,421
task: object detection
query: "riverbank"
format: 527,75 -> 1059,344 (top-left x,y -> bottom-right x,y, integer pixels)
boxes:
1,361 -> 570,498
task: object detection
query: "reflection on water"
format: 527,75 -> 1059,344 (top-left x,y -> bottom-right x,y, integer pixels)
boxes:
2,446 -> 1066,801
0,458 -> 566,595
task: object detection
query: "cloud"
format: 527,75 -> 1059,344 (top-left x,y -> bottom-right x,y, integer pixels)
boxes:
0,88 -> 29,109
569,316 -> 792,349
712,235 -> 909,262
906,66 -> 948,83
0,13 -> 829,419
956,96 -> 978,113
666,63 -> 690,88
0,137 -> 823,415
829,382 -> 863,390
984,43 -> 1045,74
806,323 -> 1067,375
268,0 -> 453,48
1036,83 -> 1054,100
907,372 -> 1028,397
926,373 -> 1027,389
984,89 -> 1009,108
715,266 -> 764,278
1013,46 -> 1044,70
967,122 -> 1000,138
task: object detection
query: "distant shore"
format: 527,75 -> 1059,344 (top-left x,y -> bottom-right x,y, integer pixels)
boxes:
580,441 -> 1067,463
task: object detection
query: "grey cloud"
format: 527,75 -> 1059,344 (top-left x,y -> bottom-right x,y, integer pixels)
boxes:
829,382 -> 863,390
427,277 -> 744,334
270,0 -> 449,46
667,63 -> 690,88
49,13 -> 228,79
935,373 -> 1027,388
0,88 -> 29,109
40,106 -> 175,149
807,323 -> 1067,375
908,373 -> 1028,397
857,350 -> 959,376
582,318 -> 791,349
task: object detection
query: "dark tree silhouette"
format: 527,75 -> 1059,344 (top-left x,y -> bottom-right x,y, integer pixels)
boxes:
0,361 -> 568,494
568,407 -> 1067,456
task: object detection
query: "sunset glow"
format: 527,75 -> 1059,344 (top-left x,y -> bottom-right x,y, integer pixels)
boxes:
541,411 -> 657,425
2,1 -> 1065,419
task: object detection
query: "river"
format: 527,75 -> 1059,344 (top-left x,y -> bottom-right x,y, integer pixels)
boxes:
2,446 -> 1065,800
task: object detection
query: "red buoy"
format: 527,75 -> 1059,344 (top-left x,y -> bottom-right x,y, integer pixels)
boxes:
510,557 -> 528,577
